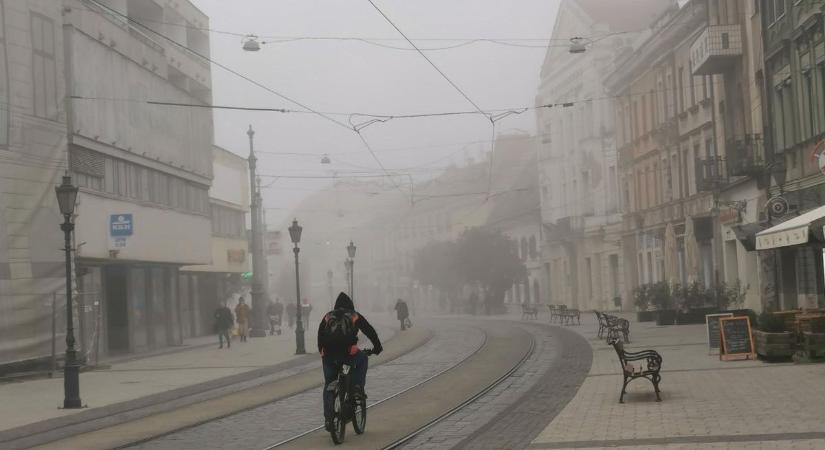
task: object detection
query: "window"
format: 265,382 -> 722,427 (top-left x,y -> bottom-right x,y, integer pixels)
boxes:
678,67 -> 685,112
30,13 -> 58,120
211,204 -> 245,238
0,1 -> 8,146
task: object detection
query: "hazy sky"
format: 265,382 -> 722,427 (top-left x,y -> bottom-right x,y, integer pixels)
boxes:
192,0 -> 560,225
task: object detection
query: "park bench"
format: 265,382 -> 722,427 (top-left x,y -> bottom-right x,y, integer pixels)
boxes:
595,311 -> 630,342
560,308 -> 581,325
521,304 -> 539,320
595,311 -> 609,338
609,337 -> 662,403
548,304 -> 560,322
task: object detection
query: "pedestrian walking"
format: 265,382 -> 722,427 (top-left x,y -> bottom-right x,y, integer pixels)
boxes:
214,301 -> 233,349
268,298 -> 284,335
394,298 -> 411,331
235,296 -> 251,342
287,301 -> 296,329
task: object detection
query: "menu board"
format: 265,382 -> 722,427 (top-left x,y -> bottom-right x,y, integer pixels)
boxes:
706,313 -> 733,352
719,316 -> 755,361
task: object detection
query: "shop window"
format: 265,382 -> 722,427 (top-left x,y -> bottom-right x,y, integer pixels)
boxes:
30,12 -> 58,120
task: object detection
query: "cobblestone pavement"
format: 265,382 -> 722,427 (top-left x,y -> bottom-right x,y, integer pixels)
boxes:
397,322 -> 591,450
129,323 -> 485,450
529,314 -> 825,450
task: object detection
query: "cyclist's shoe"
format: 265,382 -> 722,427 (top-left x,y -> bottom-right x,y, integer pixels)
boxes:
325,418 -> 334,432
354,385 -> 367,400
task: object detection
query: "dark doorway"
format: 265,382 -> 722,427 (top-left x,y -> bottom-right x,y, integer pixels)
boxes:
105,266 -> 129,354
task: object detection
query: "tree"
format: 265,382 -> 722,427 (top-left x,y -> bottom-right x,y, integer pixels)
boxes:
412,240 -> 460,307
454,227 -> 526,314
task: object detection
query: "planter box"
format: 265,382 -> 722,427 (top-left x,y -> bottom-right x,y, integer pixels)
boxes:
656,310 -> 676,326
803,332 -> 825,360
677,307 -> 719,324
753,330 -> 795,360
636,310 -> 656,322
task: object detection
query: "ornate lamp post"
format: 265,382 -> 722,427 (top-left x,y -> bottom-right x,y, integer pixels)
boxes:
288,219 -> 306,354
55,175 -> 82,409
346,241 -> 356,299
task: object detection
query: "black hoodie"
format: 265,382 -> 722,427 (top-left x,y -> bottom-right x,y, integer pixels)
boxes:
318,292 -> 381,357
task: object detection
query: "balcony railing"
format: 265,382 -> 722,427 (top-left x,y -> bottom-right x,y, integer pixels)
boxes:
690,24 -> 742,75
696,156 -> 728,192
726,134 -> 765,177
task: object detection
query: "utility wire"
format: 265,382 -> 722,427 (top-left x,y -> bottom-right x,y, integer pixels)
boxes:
365,0 -> 489,120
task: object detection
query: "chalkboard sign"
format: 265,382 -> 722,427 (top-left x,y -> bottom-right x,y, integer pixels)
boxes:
719,316 -> 755,361
706,313 -> 733,352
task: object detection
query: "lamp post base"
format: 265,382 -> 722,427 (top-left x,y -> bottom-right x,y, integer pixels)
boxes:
295,328 -> 306,355
63,352 -> 82,409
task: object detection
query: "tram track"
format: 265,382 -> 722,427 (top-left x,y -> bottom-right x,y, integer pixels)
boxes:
260,326 -> 492,450
270,322 -> 535,450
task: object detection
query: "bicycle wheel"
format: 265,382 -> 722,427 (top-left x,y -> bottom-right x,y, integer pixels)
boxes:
330,389 -> 346,444
351,389 -> 367,434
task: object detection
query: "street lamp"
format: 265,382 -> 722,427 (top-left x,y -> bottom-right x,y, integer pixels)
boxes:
55,174 -> 82,409
288,218 -> 306,354
242,35 -> 261,52
569,37 -> 587,54
346,241 -> 356,299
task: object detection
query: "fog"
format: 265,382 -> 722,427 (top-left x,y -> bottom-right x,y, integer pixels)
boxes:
193,0 -> 559,226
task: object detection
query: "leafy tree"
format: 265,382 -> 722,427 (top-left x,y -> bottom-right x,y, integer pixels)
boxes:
412,240 -> 460,298
454,227 -> 526,314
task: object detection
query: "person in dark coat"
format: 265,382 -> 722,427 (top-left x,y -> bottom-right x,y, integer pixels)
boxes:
214,301 -> 233,349
394,299 -> 410,331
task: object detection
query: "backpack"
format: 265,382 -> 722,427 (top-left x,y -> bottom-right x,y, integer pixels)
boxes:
323,310 -> 357,354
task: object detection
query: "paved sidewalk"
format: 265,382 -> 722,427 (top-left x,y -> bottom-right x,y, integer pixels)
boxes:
0,331 -> 306,432
528,312 -> 825,450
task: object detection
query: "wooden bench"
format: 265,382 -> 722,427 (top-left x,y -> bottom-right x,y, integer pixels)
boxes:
609,337 -> 662,403
521,304 -> 539,320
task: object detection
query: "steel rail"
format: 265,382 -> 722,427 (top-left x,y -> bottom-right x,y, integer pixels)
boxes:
260,326 -> 490,450
381,326 -> 536,450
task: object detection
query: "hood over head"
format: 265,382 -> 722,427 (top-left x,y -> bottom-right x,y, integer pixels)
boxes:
334,292 -> 354,310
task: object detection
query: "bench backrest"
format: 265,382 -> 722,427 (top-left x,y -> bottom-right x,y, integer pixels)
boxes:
610,339 -> 627,366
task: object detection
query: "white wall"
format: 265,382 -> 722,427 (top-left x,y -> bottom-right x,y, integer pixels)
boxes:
210,147 -> 248,208
74,193 -> 211,264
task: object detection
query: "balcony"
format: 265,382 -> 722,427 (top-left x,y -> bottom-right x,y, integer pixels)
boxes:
726,134 -> 766,178
696,156 -> 728,192
690,24 -> 742,75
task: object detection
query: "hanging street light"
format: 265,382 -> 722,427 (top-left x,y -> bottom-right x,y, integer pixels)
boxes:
55,174 -> 82,409
242,35 -> 261,52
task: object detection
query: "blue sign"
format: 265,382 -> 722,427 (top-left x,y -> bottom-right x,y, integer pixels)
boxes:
110,214 -> 133,236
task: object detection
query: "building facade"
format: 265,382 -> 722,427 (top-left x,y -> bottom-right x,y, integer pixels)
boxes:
181,146 -> 250,338
536,0 -> 673,311
0,0 -> 69,368
65,0 -> 214,357
755,0 -> 825,311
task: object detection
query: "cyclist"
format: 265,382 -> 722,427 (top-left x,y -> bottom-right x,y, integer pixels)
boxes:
318,292 -> 382,431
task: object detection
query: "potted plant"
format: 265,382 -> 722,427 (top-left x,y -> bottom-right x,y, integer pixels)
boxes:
651,281 -> 676,326
633,285 -> 656,322
802,317 -> 825,360
753,311 -> 795,360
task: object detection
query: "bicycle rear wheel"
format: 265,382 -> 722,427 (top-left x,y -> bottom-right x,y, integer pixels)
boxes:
330,389 -> 346,444
352,390 -> 367,434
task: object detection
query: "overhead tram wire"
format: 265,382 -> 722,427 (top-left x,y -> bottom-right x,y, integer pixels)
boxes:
86,0 -> 408,203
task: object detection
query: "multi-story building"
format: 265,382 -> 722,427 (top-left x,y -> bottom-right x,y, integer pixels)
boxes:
606,0 -> 770,312
180,146 -> 250,337
65,0 -> 214,357
0,0 -> 69,368
754,0 -> 825,310
537,0 -> 672,311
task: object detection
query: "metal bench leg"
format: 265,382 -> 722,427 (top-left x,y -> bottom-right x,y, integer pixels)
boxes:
653,375 -> 662,402
620,376 -> 629,404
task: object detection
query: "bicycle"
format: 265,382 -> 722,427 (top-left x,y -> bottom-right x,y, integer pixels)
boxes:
327,348 -> 374,445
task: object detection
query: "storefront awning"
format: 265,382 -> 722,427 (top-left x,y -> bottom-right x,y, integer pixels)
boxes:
756,205 -> 825,250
